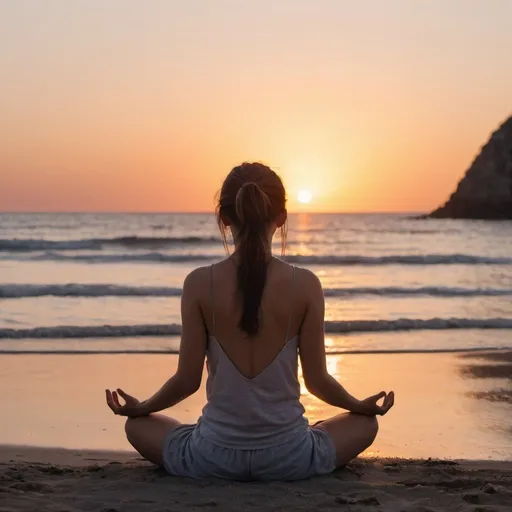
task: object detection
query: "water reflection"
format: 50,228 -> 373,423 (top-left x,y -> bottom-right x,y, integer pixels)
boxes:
300,351 -> 512,460
1,352 -> 511,459
458,351 -> 512,405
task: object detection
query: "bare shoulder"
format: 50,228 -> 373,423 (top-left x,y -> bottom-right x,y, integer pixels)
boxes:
183,265 -> 211,296
291,266 -> 324,321
294,266 -> 322,291
271,259 -> 322,292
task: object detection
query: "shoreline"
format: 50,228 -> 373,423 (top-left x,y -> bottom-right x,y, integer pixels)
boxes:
1,345 -> 510,355
2,445 -> 511,512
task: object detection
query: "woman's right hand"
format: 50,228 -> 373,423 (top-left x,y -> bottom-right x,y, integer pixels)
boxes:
105,389 -> 149,418
357,391 -> 395,416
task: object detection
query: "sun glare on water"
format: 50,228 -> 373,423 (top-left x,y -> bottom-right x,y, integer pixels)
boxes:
297,189 -> 313,204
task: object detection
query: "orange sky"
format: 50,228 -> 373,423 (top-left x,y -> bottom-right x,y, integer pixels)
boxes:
1,1 -> 511,213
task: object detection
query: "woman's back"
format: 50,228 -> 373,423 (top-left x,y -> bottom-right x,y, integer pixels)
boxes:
205,257 -> 302,379
197,258 -> 309,448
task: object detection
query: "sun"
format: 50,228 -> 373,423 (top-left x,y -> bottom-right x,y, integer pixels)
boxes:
297,189 -> 313,204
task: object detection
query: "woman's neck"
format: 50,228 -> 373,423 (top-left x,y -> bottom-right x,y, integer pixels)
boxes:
231,248 -> 273,261
231,240 -> 273,262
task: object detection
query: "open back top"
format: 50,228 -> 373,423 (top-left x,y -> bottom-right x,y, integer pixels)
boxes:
197,264 -> 308,449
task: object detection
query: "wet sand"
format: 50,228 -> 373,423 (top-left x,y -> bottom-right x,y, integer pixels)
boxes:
1,350 -> 511,459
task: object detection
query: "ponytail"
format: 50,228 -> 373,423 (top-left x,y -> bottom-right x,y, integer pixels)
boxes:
234,182 -> 272,335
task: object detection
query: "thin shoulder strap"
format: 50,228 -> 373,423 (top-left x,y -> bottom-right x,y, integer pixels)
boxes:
210,264 -> 216,337
285,265 -> 296,341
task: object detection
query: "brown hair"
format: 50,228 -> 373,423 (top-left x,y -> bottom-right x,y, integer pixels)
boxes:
216,162 -> 287,336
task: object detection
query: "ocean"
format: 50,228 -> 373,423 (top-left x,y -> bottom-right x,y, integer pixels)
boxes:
1,212 -> 511,355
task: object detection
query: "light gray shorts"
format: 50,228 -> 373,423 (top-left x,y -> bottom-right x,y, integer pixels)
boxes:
161,425 -> 337,481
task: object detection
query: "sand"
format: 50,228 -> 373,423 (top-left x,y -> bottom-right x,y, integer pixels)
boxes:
1,446 -> 511,512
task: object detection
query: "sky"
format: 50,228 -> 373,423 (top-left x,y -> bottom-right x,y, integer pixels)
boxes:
1,0 -> 511,213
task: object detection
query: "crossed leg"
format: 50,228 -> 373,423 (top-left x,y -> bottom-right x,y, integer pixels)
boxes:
125,412 -> 378,472
315,413 -> 379,467
124,414 -> 181,467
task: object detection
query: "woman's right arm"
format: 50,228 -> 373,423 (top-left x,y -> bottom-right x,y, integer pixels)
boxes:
298,269 -> 393,416
106,268 -> 208,417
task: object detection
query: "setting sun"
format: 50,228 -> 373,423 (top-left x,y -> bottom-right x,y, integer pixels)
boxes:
297,190 -> 313,204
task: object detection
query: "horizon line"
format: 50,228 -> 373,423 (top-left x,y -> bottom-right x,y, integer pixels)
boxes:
0,210 -> 427,215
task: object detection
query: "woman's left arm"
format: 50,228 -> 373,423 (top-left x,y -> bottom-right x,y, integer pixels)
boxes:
106,269 -> 208,417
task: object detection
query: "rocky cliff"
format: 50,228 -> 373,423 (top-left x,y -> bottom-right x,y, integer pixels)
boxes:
430,116 -> 512,219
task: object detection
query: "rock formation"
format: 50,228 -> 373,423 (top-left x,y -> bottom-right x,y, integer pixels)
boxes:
430,116 -> 512,219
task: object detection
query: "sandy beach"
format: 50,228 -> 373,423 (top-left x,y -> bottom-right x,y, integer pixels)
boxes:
1,445 -> 511,512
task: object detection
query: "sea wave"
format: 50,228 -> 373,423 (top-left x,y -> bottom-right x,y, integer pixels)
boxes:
2,283 -> 512,299
0,284 -> 182,298
325,286 -> 512,297
3,252 -> 510,265
0,235 -> 220,252
285,254 -> 512,265
1,318 -> 511,339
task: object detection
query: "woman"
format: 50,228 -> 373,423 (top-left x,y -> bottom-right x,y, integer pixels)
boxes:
106,162 -> 394,480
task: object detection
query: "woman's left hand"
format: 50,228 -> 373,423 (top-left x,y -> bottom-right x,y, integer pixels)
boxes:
358,390 -> 395,416
105,388 -> 148,417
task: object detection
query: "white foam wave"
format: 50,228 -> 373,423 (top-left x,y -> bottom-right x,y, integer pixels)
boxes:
2,284 -> 512,299
324,286 -> 512,297
0,284 -> 182,298
0,235 -> 220,252
5,252 -> 510,265
1,318 -> 511,339
285,254 -> 512,266
0,324 -> 182,339
32,252 -> 215,263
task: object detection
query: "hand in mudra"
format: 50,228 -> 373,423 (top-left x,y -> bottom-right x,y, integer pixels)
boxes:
360,391 -> 395,416
105,389 -> 147,418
